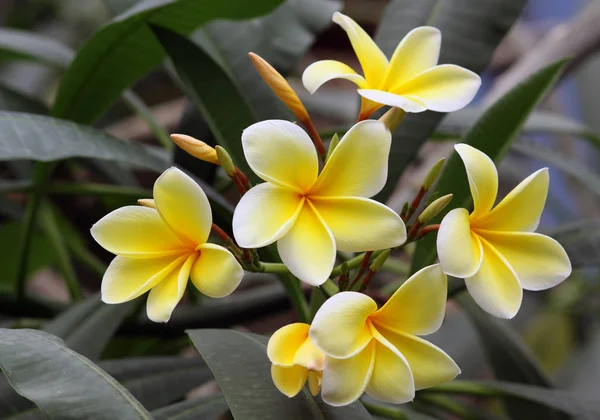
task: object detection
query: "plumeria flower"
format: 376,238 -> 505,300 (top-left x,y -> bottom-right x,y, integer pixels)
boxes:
302,12 -> 481,119
268,323 -> 325,398
91,167 -> 244,323
232,119 -> 406,286
437,144 -> 572,318
309,264 -> 459,406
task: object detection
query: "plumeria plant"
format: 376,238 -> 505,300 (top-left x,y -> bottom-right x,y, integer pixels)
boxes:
0,1 -> 595,419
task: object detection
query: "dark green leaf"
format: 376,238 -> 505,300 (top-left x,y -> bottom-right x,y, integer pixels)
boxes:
52,0 -> 284,123
0,329 -> 152,420
152,396 -> 228,420
0,28 -> 73,68
187,329 -> 372,419
412,60 -> 568,272
374,0 -> 527,200
0,111 -> 168,171
152,25 -> 256,179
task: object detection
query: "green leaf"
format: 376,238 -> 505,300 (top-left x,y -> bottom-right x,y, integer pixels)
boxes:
187,329 -> 372,419
424,380 -> 600,419
374,0 -> 528,200
152,396 -> 228,420
52,0 -> 284,123
412,60 -> 568,272
152,25 -> 256,179
0,111 -> 168,171
0,329 -> 152,419
0,28 -> 73,68
43,295 -> 136,360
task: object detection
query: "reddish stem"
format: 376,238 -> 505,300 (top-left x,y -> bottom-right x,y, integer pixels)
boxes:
418,224 -> 440,239
304,119 -> 327,158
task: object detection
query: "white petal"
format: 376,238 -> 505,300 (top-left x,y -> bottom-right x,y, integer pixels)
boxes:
302,60 -> 367,93
357,89 -> 428,113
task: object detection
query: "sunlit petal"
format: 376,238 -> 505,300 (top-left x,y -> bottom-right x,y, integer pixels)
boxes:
302,60 -> 367,93
367,329 -> 414,404
271,365 -> 308,398
190,244 -> 243,298
394,65 -> 481,112
101,254 -> 187,304
233,183 -> 303,248
357,89 -> 427,113
277,202 -> 335,286
474,168 -> 549,232
153,167 -> 212,246
382,26 -> 441,90
267,323 -> 310,366
146,253 -> 197,323
311,196 -> 406,252
454,144 -> 498,218
465,238 -> 522,319
321,342 -> 375,407
91,206 -> 188,258
480,231 -> 571,291
241,120 -> 318,192
332,12 -> 388,84
437,208 -> 483,278
380,328 -> 460,390
310,120 -> 391,198
372,264 -> 447,336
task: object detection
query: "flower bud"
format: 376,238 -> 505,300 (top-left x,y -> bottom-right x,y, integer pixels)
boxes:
370,249 -> 391,272
137,199 -> 156,209
170,134 -> 219,165
325,133 -> 339,162
378,107 -> 405,132
215,146 -> 236,177
418,194 -> 453,224
422,158 -> 445,191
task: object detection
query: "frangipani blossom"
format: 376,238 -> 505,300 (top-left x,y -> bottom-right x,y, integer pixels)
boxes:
437,144 -> 572,319
232,119 -> 406,286
310,265 -> 459,406
91,167 -> 244,323
268,323 -> 325,398
302,12 -> 481,119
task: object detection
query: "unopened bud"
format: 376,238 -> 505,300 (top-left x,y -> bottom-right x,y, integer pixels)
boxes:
340,261 -> 349,276
370,249 -> 391,272
138,199 -> 156,209
400,202 -> 409,219
423,158 -> 445,191
249,52 -> 310,124
424,191 -> 440,207
325,133 -> 339,162
170,134 -> 219,165
215,146 -> 236,177
418,194 -> 453,224
378,107 -> 405,132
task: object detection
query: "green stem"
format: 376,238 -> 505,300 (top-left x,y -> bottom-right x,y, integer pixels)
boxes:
417,395 -> 491,420
259,262 -> 293,274
361,400 -> 409,420
331,249 -> 385,277
382,258 -> 409,275
421,380 -> 511,398
48,183 -> 152,198
320,279 -> 339,297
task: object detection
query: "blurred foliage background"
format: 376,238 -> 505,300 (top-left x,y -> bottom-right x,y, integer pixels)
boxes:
0,0 -> 599,419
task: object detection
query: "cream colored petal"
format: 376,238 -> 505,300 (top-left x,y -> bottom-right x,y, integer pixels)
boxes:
101,254 -> 187,304
437,208 -> 483,278
394,64 -> 481,112
91,206 -> 188,258
277,202 -> 336,286
241,120 -> 318,192
232,183 -> 303,248
267,323 -> 310,366
474,168 -> 549,232
480,231 -> 571,291
454,144 -> 498,218
366,330 -> 415,404
321,342 -> 375,407
332,12 -> 388,85
371,264 -> 447,336
380,328 -> 460,390
146,253 -> 196,323
309,120 -> 391,198
302,60 -> 368,93
357,89 -> 427,113
153,167 -> 212,246
465,238 -> 523,319
310,291 -> 376,359
311,197 -> 406,252
382,26 -> 441,90
271,364 -> 308,398
308,371 -> 322,397
190,244 -> 244,298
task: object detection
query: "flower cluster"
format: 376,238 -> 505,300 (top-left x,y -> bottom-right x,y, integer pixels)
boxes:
91,12 -> 571,407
